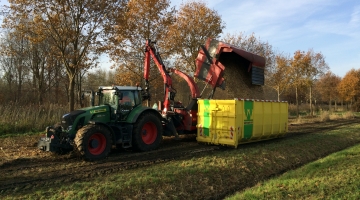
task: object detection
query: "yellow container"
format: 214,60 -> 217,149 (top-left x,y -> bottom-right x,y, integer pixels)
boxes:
197,99 -> 288,148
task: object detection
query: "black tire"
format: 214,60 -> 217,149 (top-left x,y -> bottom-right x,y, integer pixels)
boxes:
74,124 -> 112,161
132,112 -> 163,152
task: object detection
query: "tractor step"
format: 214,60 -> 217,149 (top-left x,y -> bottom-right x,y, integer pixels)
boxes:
121,126 -> 132,148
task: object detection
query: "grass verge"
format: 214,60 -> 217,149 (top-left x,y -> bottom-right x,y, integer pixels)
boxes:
3,123 -> 360,200
226,143 -> 360,200
0,103 -> 67,135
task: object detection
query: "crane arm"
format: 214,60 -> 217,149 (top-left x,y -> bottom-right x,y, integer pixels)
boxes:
143,40 -> 200,114
169,68 -> 200,99
143,40 -> 173,114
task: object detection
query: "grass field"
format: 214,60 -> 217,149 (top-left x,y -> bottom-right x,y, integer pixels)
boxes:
226,143 -> 360,200
0,103 -> 67,135
3,121 -> 360,200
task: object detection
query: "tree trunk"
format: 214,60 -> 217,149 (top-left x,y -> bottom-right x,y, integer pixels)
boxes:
54,61 -> 61,104
309,86 -> 313,116
296,87 -> 299,117
17,65 -> 22,103
69,75 -> 76,111
77,72 -> 85,108
36,62 -> 45,105
277,86 -> 280,101
329,97 -> 331,111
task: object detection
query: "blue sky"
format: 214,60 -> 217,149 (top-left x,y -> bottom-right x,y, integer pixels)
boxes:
1,0 -> 358,78
172,0 -> 360,78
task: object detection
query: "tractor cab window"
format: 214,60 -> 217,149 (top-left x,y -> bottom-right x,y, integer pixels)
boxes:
118,90 -> 136,118
134,90 -> 141,105
100,90 -> 117,108
118,90 -> 142,118
119,91 -> 135,107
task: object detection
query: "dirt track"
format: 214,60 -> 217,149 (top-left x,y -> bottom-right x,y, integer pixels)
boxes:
0,118 -> 359,195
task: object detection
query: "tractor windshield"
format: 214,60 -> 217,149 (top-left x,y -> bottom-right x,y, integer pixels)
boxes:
100,90 -> 117,107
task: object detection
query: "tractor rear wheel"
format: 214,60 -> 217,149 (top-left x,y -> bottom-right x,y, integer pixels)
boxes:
74,125 -> 112,161
132,112 -> 162,152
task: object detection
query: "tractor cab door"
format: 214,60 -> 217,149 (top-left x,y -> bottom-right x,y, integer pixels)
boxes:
118,90 -> 141,119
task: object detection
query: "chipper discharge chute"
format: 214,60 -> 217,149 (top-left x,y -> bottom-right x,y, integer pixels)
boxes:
194,38 -> 266,99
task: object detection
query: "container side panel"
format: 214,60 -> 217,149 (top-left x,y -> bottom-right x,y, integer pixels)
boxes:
243,100 -> 254,139
213,100 -> 237,146
263,102 -> 272,135
197,99 -> 288,147
280,103 -> 288,133
236,100 -> 244,146
204,100 -> 211,136
271,102 -> 280,134
197,100 -> 212,143
252,101 -> 264,139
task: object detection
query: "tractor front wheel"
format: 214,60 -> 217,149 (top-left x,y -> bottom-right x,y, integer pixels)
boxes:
74,125 -> 112,161
132,113 -> 163,152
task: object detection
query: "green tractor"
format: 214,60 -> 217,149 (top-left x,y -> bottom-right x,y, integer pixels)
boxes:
38,86 -> 163,161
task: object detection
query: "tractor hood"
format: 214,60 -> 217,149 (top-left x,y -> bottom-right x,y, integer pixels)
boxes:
61,109 -> 86,131
61,105 -> 111,134
79,105 -> 110,113
195,38 -> 266,88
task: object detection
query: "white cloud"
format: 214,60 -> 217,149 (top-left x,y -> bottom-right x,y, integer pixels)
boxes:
169,0 -> 359,77
350,5 -> 360,27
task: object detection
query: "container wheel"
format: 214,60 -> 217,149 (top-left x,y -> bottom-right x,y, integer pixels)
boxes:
132,112 -> 163,151
74,124 -> 112,161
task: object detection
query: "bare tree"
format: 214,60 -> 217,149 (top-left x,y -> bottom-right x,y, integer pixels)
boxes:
0,30 -> 30,103
304,50 -> 328,115
267,54 -> 292,101
5,0 -> 127,111
315,71 -> 341,111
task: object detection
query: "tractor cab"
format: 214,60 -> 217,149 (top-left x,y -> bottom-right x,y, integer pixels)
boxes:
97,86 -> 142,120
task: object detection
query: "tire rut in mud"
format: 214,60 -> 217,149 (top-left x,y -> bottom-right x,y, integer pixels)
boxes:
0,118 -> 358,195
0,139 -> 219,194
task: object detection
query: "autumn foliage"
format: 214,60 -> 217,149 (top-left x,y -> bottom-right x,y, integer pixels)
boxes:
316,72 -> 341,103
164,0 -> 225,73
0,0 -> 358,114
3,0 -> 127,111
337,69 -> 360,102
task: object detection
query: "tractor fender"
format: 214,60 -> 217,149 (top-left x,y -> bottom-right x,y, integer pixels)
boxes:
127,107 -> 163,124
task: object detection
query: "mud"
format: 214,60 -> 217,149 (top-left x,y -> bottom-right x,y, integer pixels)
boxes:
0,118 -> 358,195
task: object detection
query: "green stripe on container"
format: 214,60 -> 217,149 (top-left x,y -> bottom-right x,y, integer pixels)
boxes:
203,100 -> 210,136
244,101 -> 253,139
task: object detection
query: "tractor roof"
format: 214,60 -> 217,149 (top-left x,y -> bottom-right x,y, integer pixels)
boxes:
99,86 -> 142,91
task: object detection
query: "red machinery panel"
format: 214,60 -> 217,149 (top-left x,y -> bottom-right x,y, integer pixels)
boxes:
195,38 -> 266,88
